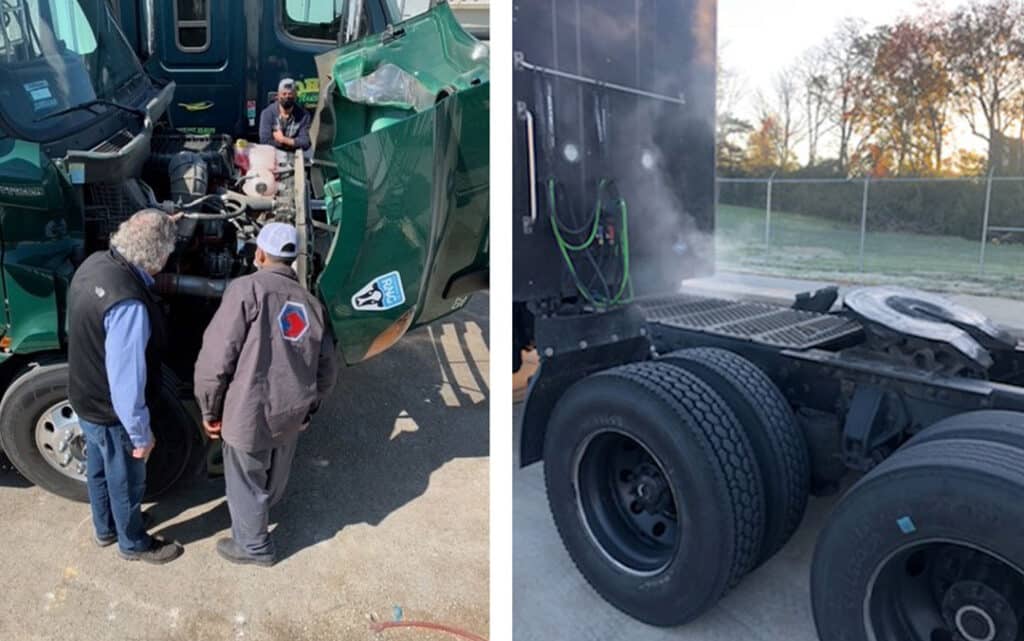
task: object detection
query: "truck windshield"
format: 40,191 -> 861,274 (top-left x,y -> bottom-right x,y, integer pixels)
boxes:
0,0 -> 146,141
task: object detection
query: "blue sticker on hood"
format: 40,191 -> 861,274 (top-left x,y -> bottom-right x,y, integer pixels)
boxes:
352,271 -> 406,312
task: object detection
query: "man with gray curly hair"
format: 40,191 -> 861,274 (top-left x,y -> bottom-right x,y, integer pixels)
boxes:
67,210 -> 183,564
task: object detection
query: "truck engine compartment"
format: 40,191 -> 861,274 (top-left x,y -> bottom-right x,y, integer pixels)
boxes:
74,129 -> 323,378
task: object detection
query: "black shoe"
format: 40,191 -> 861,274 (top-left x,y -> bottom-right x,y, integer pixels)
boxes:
94,512 -> 156,548
94,532 -> 117,548
216,537 -> 275,567
118,536 -> 183,564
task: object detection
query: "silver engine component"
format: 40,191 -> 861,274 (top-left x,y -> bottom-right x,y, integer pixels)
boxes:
168,152 -> 209,203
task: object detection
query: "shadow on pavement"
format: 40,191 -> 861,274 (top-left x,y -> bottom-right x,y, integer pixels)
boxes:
152,297 -> 490,561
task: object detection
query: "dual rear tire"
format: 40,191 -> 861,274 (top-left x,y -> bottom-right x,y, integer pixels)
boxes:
544,351 -> 1024,640
543,349 -> 809,625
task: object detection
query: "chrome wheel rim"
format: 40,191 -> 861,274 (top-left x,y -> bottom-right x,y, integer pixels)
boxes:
34,401 -> 87,482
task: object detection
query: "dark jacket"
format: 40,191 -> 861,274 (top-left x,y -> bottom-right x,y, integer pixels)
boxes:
258,102 -> 312,151
193,264 -> 337,451
67,249 -> 167,426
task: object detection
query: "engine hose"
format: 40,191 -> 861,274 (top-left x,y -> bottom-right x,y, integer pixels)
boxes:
225,191 -> 275,212
154,274 -> 231,298
180,211 -> 246,221
369,621 -> 487,641
179,192 -> 250,220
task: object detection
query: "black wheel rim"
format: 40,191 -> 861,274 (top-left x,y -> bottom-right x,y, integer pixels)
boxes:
866,540 -> 1024,641
573,430 -> 679,576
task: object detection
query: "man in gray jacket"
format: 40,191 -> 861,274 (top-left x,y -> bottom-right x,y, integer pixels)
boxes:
194,222 -> 337,566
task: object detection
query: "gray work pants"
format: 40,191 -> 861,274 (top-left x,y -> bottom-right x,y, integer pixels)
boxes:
222,432 -> 299,559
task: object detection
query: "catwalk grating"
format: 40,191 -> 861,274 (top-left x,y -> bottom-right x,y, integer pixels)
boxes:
639,294 -> 862,350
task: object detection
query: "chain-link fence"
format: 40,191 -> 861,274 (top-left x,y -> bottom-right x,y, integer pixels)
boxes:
716,175 -> 1024,298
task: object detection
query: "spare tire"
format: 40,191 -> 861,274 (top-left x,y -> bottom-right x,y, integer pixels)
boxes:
543,360 -> 765,626
811,435 -> 1024,641
0,362 -> 198,502
660,347 -> 809,563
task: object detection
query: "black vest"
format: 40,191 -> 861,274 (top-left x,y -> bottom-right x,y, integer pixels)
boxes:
67,249 -> 167,426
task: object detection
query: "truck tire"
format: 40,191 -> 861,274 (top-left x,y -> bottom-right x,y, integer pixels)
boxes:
660,348 -> 809,563
543,361 -> 765,626
0,362 -> 196,502
811,437 -> 1024,641
904,409 -> 1024,451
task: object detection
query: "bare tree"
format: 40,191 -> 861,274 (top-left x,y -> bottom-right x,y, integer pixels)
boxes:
756,69 -> 805,170
716,48 -> 754,175
797,46 -> 834,167
822,19 -> 876,175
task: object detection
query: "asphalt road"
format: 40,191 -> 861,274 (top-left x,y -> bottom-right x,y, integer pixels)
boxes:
512,278 -> 1024,641
0,296 -> 489,641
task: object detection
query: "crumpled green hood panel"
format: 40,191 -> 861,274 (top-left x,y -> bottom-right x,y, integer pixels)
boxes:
315,3 -> 489,365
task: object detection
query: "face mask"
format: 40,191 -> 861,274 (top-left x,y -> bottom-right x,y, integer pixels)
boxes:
280,98 -> 295,109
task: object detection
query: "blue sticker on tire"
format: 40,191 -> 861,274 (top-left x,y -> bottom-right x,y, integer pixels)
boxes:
897,516 -> 916,534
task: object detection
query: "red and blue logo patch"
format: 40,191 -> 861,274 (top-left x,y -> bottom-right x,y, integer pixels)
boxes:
278,301 -> 310,342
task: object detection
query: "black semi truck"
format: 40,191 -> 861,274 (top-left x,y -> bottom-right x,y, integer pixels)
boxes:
513,1 -> 1024,640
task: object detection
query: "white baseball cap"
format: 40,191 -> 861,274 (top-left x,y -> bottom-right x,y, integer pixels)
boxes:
257,222 -> 299,258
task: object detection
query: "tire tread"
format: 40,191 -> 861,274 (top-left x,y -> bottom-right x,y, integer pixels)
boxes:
661,347 -> 810,560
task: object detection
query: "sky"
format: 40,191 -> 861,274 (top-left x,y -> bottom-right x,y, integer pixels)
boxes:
719,0 -> 985,157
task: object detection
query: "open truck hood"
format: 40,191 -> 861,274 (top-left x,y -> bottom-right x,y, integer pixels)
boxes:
309,1 -> 489,366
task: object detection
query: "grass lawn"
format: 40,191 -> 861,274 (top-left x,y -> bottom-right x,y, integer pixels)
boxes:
716,205 -> 1024,299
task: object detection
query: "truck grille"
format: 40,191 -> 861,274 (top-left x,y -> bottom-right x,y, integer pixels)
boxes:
640,293 -> 862,350
91,129 -> 135,154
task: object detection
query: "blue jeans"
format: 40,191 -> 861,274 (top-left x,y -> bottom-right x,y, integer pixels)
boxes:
80,419 -> 151,553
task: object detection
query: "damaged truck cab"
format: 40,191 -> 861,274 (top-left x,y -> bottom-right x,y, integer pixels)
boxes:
0,0 -> 488,501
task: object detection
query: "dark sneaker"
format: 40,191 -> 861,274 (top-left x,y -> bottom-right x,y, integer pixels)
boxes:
216,537 -> 275,567
94,532 -> 118,548
118,536 -> 183,564
94,512 -> 156,548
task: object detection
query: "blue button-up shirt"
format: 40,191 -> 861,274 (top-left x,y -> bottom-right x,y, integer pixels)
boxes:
102,266 -> 154,449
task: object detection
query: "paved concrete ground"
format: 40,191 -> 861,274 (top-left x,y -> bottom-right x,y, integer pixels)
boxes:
0,296 -> 489,641
513,276 -> 1024,641
514,449 -> 833,641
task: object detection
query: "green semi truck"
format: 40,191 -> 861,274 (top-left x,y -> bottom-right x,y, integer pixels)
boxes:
0,0 -> 489,501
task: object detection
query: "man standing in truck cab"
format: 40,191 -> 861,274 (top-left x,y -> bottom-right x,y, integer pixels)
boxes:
194,223 -> 337,566
259,78 -> 312,152
67,210 -> 184,565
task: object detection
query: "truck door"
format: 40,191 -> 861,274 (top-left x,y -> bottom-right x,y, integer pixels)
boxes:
148,0 -> 236,134
263,0 -> 392,133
